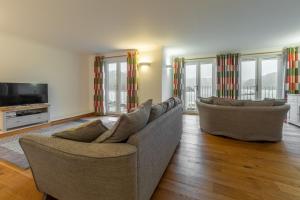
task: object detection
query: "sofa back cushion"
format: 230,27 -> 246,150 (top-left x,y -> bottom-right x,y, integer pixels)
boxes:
53,120 -> 108,142
93,99 -> 153,143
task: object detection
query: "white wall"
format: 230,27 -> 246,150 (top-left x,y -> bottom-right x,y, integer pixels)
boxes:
138,48 -> 163,104
0,33 -> 90,120
162,48 -> 173,101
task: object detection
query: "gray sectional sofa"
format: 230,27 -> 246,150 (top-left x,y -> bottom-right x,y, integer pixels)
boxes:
20,100 -> 183,200
197,97 -> 290,142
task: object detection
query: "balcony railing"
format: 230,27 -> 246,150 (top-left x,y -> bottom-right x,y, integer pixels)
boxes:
185,85 -> 212,111
241,86 -> 277,100
107,90 -> 127,113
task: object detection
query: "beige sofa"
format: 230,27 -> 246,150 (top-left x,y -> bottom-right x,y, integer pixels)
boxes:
197,100 -> 290,142
20,105 -> 183,200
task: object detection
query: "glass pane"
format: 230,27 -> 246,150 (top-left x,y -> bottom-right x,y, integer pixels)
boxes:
185,64 -> 197,111
120,62 -> 127,113
200,63 -> 213,97
241,60 -> 256,100
108,63 -> 117,112
261,59 -> 278,99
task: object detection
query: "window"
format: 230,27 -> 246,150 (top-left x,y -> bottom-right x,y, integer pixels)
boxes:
261,59 -> 279,99
200,63 -> 214,98
240,55 -> 283,100
104,58 -> 127,114
241,60 -> 257,100
184,63 -> 197,111
184,60 -> 216,112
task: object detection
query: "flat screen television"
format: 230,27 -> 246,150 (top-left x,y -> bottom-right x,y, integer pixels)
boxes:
0,83 -> 48,107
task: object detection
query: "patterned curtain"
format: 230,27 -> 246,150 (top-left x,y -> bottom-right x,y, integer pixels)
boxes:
127,51 -> 139,111
285,47 -> 299,94
94,56 -> 105,115
173,57 -> 185,99
217,54 -> 239,99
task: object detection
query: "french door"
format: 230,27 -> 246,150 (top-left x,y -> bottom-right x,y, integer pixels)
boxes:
240,56 -> 284,100
104,59 -> 127,114
184,60 -> 216,112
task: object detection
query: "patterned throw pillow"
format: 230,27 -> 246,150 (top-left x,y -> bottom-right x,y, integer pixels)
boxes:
244,100 -> 274,107
164,98 -> 176,111
172,97 -> 182,106
93,99 -> 153,143
212,97 -> 244,106
53,120 -> 108,142
148,103 -> 168,123
264,98 -> 286,106
199,97 -> 213,104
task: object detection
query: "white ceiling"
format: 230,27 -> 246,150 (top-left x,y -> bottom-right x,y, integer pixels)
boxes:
1,0 -> 300,56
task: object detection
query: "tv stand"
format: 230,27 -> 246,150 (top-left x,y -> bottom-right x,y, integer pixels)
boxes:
0,104 -> 49,131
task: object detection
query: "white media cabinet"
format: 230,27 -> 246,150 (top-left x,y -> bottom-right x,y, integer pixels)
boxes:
0,104 -> 49,131
287,94 -> 300,127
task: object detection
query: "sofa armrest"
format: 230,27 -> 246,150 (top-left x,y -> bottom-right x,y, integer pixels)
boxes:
20,135 -> 137,200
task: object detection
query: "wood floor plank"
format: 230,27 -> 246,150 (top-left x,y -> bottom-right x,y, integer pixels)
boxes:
0,114 -> 300,200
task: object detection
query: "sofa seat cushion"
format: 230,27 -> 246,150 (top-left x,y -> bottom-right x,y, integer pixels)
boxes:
53,120 -> 108,142
94,99 -> 153,143
148,103 -> 168,123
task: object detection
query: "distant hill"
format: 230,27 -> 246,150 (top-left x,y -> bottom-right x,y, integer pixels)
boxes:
186,78 -> 212,88
242,72 -> 277,88
185,72 -> 277,90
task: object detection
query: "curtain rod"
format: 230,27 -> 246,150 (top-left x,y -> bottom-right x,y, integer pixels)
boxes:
184,50 -> 282,61
99,55 -> 127,59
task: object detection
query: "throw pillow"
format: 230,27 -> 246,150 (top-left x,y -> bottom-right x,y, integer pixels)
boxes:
172,97 -> 182,105
264,98 -> 286,106
244,100 -> 274,107
212,97 -> 244,106
273,99 -> 286,106
53,120 -> 108,142
148,103 -> 168,123
93,99 -> 153,143
199,97 -> 213,104
165,98 -> 176,111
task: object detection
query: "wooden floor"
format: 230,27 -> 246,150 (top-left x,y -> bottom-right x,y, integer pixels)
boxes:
1,115 -> 300,200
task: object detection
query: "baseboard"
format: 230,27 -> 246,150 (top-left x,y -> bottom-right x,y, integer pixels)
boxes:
50,112 -> 95,125
0,112 -> 95,139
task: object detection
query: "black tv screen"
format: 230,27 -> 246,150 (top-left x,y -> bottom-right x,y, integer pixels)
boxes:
0,83 -> 48,107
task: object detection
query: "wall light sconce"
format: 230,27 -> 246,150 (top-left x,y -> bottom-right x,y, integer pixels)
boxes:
138,62 -> 151,67
138,62 -> 151,73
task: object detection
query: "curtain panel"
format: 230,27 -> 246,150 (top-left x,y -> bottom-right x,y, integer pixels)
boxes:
285,47 -> 299,94
217,54 -> 239,99
94,56 -> 105,115
127,51 -> 139,111
173,57 -> 185,99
